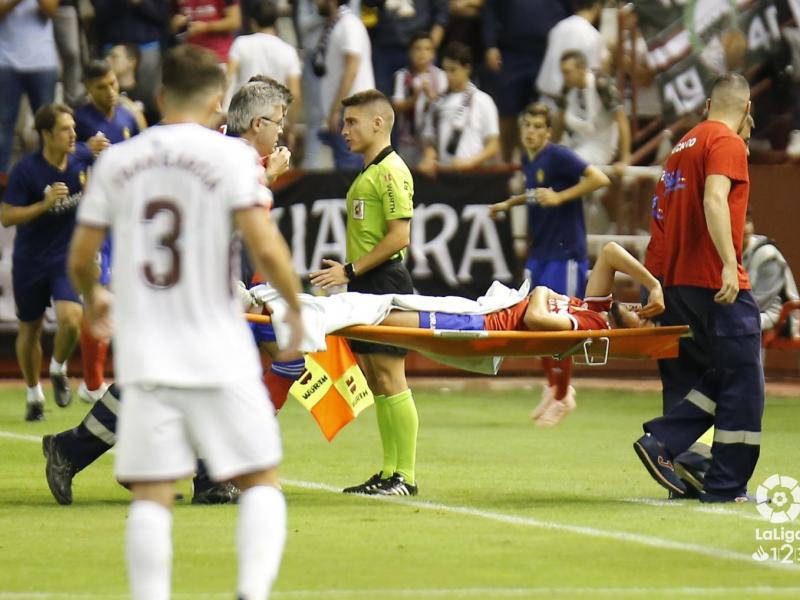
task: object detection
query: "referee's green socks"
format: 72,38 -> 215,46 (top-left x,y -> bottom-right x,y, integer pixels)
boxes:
384,389 -> 418,485
374,395 -> 396,479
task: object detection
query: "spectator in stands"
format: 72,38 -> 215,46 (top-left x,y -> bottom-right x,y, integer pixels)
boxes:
441,0 -> 483,66
391,30 -> 448,167
481,0 -> 570,163
418,41 -> 499,175
0,0 -> 60,189
314,0 -> 375,170
743,212 -> 800,336
0,104 -> 88,421
52,0 -> 84,108
786,25 -> 800,160
75,60 -> 140,150
293,0 -> 326,168
91,0 -> 170,127
558,49 -> 630,234
557,50 -> 631,172
612,7 -> 662,127
105,44 -> 149,130
536,0 -> 606,111
363,0 -> 448,96
227,0 -> 302,146
171,0 -> 242,64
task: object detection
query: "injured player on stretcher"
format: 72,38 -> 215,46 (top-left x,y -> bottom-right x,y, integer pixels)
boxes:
250,242 -> 665,426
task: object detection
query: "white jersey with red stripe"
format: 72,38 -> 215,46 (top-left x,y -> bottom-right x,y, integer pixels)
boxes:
79,122 -> 269,386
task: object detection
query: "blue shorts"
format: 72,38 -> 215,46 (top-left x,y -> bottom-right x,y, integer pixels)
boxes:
250,321 -> 277,344
419,311 -> 485,330
13,261 -> 81,322
524,258 -> 588,297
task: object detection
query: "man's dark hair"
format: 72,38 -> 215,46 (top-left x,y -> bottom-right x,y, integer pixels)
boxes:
521,102 -> 551,128
251,0 -> 278,28
34,103 -> 73,136
442,41 -> 473,67
341,89 -> 394,127
83,59 -> 113,82
341,88 -> 390,109
162,44 -> 225,101
410,30 -> 433,47
560,49 -> 588,68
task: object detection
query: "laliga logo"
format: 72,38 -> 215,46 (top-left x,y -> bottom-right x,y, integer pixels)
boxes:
756,474 -> 800,523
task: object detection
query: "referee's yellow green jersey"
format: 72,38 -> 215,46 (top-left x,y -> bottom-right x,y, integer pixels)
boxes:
346,147 -> 414,263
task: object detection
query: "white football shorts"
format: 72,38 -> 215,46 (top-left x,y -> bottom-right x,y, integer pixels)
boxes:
115,378 -> 282,483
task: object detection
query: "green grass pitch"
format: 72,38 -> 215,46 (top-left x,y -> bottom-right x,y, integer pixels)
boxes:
1,382 -> 800,599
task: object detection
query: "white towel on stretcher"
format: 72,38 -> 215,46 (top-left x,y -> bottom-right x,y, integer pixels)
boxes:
250,281 -> 530,373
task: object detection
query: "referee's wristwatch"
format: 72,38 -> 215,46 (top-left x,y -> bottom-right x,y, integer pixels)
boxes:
344,262 -> 357,281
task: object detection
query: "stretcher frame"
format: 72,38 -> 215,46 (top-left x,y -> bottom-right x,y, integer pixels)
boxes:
245,314 -> 691,366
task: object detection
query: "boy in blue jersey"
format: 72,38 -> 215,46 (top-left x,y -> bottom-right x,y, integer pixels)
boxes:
75,59 -> 140,149
73,59 -> 142,404
0,104 -> 88,420
489,103 -> 609,425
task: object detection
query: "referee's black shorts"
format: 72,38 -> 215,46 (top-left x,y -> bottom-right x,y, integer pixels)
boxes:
347,258 -> 413,356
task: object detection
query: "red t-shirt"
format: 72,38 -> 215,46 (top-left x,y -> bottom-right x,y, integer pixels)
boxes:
175,0 -> 238,62
484,294 -> 610,332
644,176 -> 666,278
660,120 -> 751,290
484,297 -> 530,331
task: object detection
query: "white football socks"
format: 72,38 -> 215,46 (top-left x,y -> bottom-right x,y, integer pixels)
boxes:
126,500 -> 173,600
236,485 -> 287,600
49,357 -> 66,375
26,384 -> 44,404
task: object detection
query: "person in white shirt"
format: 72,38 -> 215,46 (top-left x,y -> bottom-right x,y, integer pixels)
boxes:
557,49 -> 630,174
68,45 -> 303,600
0,0 -> 60,180
391,30 -> 447,167
227,0 -> 302,136
313,0 -> 375,170
536,0 -> 606,109
418,41 -> 499,175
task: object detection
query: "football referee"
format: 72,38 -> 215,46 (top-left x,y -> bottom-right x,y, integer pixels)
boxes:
310,89 -> 419,496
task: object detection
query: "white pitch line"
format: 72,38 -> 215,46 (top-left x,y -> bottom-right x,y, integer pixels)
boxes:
0,431 -> 41,443
281,479 -> 797,572
4,587 -> 800,599
2,431 -> 796,573
624,497 -> 767,522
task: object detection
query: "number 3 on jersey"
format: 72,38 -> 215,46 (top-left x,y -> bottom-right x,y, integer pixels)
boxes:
142,199 -> 182,289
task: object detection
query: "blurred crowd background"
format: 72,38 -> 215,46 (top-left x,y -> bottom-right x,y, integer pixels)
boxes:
1,0 -> 800,375
2,0 -> 800,236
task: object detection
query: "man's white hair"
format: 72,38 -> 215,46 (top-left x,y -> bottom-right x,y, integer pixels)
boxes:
227,81 -> 287,136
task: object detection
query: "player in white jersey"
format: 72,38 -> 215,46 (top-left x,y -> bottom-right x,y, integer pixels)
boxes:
68,45 -> 303,600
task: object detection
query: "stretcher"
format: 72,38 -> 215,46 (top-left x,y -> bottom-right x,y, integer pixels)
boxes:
245,314 -> 690,366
